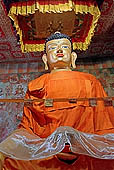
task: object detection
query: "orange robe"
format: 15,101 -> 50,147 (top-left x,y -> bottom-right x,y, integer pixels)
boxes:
3,71 -> 114,170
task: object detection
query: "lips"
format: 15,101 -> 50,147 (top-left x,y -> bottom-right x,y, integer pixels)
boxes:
56,53 -> 64,57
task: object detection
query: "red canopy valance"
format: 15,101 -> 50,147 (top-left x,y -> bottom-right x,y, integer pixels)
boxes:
8,0 -> 100,52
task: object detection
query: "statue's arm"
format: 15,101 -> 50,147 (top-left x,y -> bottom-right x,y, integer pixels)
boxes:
92,78 -> 114,134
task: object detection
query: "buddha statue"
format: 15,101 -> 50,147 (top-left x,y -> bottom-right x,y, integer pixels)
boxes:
0,32 -> 114,170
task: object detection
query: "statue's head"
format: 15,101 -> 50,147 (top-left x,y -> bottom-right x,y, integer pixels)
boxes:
42,32 -> 77,71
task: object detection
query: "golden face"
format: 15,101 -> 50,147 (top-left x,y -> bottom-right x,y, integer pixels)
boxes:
46,38 -> 72,69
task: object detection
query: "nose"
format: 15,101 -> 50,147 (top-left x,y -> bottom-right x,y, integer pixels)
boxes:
57,48 -> 63,53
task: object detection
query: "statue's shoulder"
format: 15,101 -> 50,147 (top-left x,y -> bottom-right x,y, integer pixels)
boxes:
28,73 -> 49,91
74,71 -> 97,81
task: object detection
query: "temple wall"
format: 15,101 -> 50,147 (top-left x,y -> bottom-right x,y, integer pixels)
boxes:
0,59 -> 114,95
0,59 -> 114,142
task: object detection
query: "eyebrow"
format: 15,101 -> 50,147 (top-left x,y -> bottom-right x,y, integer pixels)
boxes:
47,43 -> 58,48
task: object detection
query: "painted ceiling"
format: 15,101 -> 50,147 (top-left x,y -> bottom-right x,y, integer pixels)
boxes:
0,0 -> 114,64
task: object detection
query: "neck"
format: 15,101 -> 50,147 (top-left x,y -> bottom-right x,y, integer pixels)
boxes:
51,67 -> 72,73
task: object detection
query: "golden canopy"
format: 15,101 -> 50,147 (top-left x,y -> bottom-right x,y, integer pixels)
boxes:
8,0 -> 100,52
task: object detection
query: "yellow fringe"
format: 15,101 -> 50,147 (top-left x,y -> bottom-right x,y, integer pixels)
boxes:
73,5 -> 100,50
8,0 -> 100,52
24,44 -> 44,53
9,0 -> 100,16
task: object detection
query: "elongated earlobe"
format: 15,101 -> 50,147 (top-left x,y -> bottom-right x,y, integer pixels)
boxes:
42,54 -> 49,70
71,52 -> 77,68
